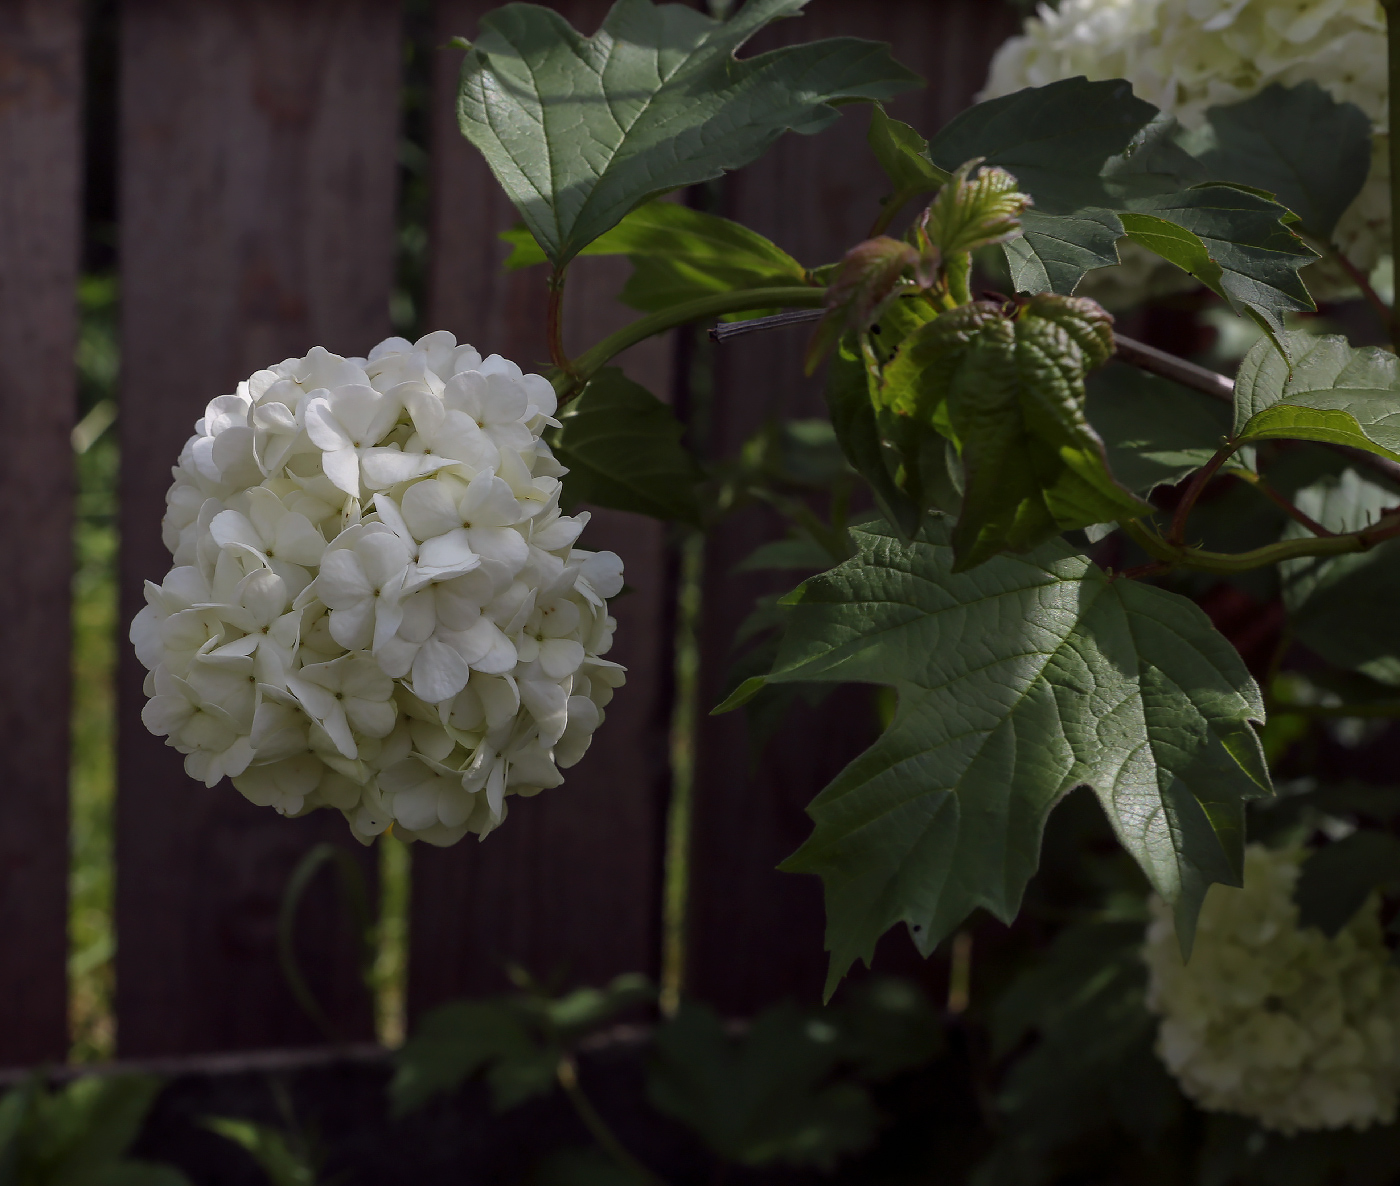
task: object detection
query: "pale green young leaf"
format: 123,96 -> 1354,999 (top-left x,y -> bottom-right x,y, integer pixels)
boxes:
756,520 -> 1267,993
553,369 -> 704,525
457,0 -> 921,268
1182,82 -> 1372,240
867,104 -> 949,221
498,202 -> 808,318
1234,331 -> 1400,462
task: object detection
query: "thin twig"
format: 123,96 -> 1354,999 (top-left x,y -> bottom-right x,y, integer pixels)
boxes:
708,308 -> 823,344
1169,444 -> 1234,544
556,1055 -> 669,1185
1327,244 -> 1394,337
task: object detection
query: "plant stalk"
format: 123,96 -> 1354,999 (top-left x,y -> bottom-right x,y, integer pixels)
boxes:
555,286 -> 827,400
1121,512 -> 1400,574
547,266 -> 573,376
1232,470 -> 1336,537
556,1054 -> 668,1185
1388,0 -> 1400,349
1168,444 -> 1234,544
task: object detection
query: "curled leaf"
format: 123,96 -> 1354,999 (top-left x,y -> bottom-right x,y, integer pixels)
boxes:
804,237 -> 917,375
920,157 -> 1033,257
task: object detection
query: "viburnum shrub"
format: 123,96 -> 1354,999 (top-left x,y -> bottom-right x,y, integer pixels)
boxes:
132,0 -> 1400,1178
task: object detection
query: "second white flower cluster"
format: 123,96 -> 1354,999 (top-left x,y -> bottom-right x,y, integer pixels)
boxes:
132,330 -> 625,846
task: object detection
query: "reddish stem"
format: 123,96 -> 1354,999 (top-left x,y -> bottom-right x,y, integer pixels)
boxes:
1168,444 -> 1234,545
546,267 -> 572,374
1329,246 -> 1394,341
1252,481 -> 1336,537
1114,561 -> 1171,582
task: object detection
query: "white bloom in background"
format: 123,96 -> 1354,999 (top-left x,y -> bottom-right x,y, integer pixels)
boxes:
983,0 -> 1389,301
132,331 -> 625,846
1144,844 -> 1400,1133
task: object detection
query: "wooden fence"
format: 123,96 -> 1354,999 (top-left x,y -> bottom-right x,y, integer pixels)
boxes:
0,0 -> 1017,1069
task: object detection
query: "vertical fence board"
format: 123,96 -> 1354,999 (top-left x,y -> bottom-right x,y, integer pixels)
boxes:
408,0 -> 673,1011
0,0 -> 82,1066
687,0 -> 1022,1014
116,0 -> 402,1055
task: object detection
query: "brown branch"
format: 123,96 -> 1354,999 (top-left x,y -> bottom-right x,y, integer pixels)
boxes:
1169,444 -> 1233,544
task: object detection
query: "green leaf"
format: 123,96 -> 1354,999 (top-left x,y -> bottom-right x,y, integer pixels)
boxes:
390,999 -> 543,1115
543,973 -> 653,1040
764,519 -> 1268,992
458,0 -> 922,268
1121,186 -> 1316,345
646,1001 -> 878,1169
1004,208 -> 1124,297
927,77 -> 1156,216
531,1148 -> 651,1186
1280,469 -> 1400,685
1084,361 -> 1231,495
1234,331 -> 1400,463
499,202 -> 808,320
1295,831 -> 1400,936
880,295 -> 1150,569
553,368 -> 704,525
828,977 -> 942,1079
867,104 -> 948,221
203,1119 -> 314,1186
32,1077 -> 168,1186
926,78 -> 1317,323
978,919 -> 1178,1186
1182,82 -> 1372,240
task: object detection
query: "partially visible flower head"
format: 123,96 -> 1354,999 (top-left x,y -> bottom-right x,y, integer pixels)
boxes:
982,0 -> 1388,294
133,330 -> 625,846
1144,844 -> 1400,1133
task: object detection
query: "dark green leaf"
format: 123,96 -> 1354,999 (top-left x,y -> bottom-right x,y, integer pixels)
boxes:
203,1119 -> 314,1186
735,538 -> 833,572
978,919 -> 1178,1186
1084,361 -> 1231,495
96,1163 -> 193,1186
390,1000 -> 541,1115
458,0 -> 921,267
647,1001 -> 877,1169
927,77 -> 1156,216
1005,208 -> 1123,296
499,201 -> 808,320
750,519 -> 1267,992
1182,82 -> 1372,240
543,973 -> 653,1040
1121,186 -> 1316,345
530,1148 -> 650,1186
1296,831 -> 1400,936
1281,469 -> 1400,684
829,977 -> 942,1079
554,369 -> 704,525
1234,330 -> 1400,463
926,78 -> 1316,325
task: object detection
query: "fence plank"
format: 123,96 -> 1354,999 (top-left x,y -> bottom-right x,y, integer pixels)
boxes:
0,0 -> 83,1066
116,0 -> 402,1055
686,0 -> 1022,1014
408,0 -> 673,1011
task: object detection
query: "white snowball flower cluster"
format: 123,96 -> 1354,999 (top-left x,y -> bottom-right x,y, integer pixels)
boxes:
983,0 -> 1388,299
132,331 -> 625,847
1144,844 -> 1400,1133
